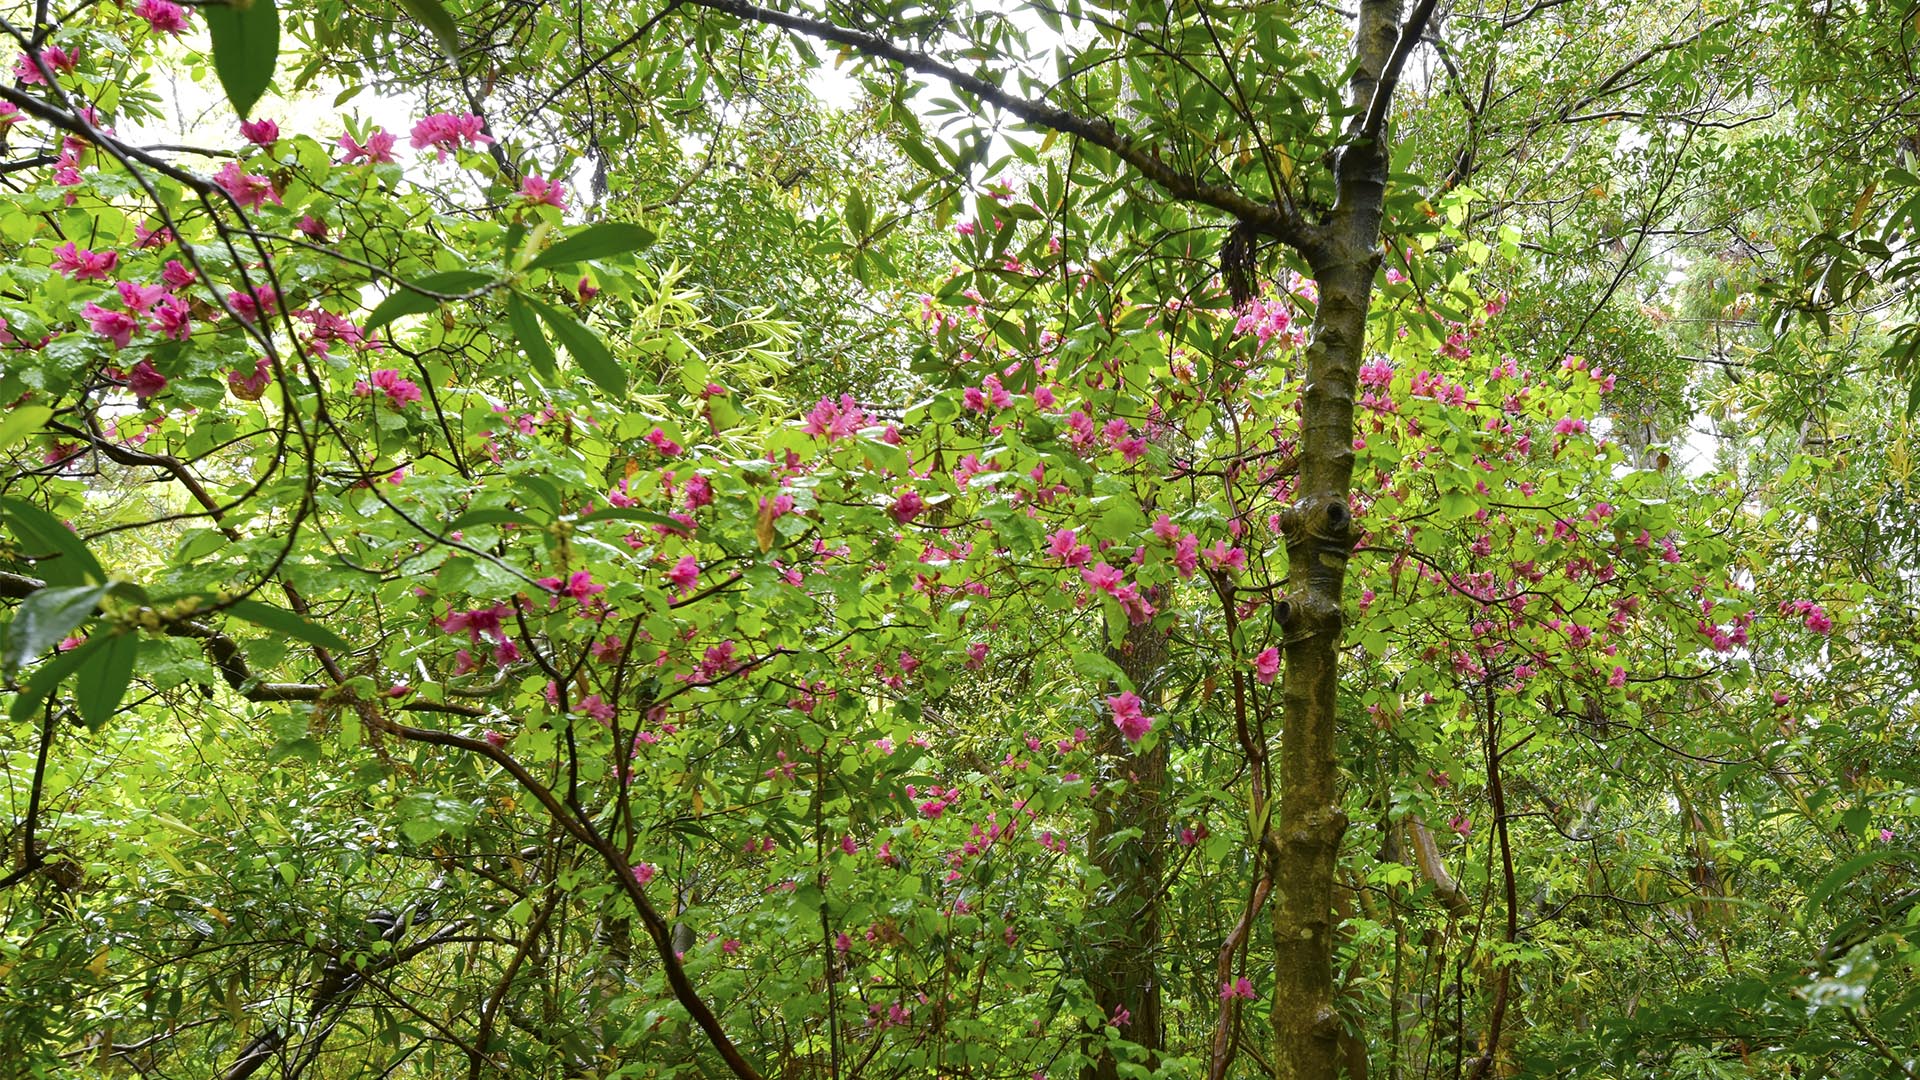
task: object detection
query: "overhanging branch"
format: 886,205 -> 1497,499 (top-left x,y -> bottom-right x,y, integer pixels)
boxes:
678,0 -> 1319,250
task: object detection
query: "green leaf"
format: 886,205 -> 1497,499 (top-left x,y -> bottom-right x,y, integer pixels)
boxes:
8,636 -> 99,723
527,222 -> 656,270
1804,850 -> 1913,920
505,293 -> 556,378
449,507 -> 540,531
75,631 -> 137,730
0,405 -> 51,453
224,599 -> 352,652
1,583 -> 107,676
1,497 -> 106,585
366,271 -> 497,332
529,299 -> 626,397
203,0 -> 280,118
394,0 -> 461,61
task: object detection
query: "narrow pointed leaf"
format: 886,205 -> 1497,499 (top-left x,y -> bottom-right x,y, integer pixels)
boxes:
203,0 -> 280,118
529,299 -> 626,397
224,599 -> 352,652
527,223 -> 656,270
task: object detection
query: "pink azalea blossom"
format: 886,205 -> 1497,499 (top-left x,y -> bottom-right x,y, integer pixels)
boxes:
410,112 -> 494,160
13,46 -> 76,85
126,359 -> 167,399
239,118 -> 279,146
1107,691 -> 1153,744
148,296 -> 191,340
51,242 -> 118,280
1252,647 -> 1280,685
520,173 -> 568,209
354,369 -> 422,409
338,128 -> 398,165
212,161 -> 280,210
81,302 -> 138,348
537,570 -> 605,607
803,394 -> 868,442
227,358 -> 272,401
1220,977 -> 1256,1002
132,0 -> 190,34
667,555 -> 699,594
632,862 -> 657,885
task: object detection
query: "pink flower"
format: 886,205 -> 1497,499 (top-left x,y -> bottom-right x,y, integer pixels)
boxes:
965,641 -> 989,669
1219,977 -> 1256,1002
1045,527 -> 1092,567
439,603 -> 510,643
1080,562 -> 1124,593
645,427 -> 682,455
239,118 -> 279,146
127,359 -> 167,400
1804,606 -> 1832,634
51,242 -> 117,280
482,729 -> 510,748
632,862 -> 657,885
81,302 -> 138,348
684,475 -> 713,509
520,173 -> 568,209
410,112 -> 494,160
537,570 -> 605,607
338,128 -> 397,165
116,280 -> 167,313
297,215 -> 328,240
666,555 -> 699,594
1201,540 -> 1247,573
148,296 -> 191,340
803,394 -> 868,442
227,358 -> 272,401
227,286 -> 277,323
212,161 -> 280,210
1449,814 -> 1472,837
1607,666 -> 1626,688
1252,647 -> 1280,685
161,259 -> 196,289
353,369 -> 422,409
575,695 -> 615,722
13,47 -> 76,85
889,489 -> 926,524
132,0 -> 190,34
1881,829 -> 1895,843
1106,692 -> 1153,744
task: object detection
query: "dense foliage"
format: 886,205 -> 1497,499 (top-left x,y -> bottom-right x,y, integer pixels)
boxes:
3,0 -> 1919,1078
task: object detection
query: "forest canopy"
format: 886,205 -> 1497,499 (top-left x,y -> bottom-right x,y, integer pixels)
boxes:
2,0 -> 1919,1077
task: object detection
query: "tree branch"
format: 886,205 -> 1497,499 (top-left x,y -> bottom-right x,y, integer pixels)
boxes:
677,0 -> 1318,249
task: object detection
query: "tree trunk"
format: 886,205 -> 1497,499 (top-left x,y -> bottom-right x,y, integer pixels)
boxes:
1084,615 -> 1170,1079
1269,0 -> 1403,1074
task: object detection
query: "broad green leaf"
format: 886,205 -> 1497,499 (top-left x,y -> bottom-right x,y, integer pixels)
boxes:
395,0 -> 461,61
1,583 -> 107,675
505,292 -> 556,378
224,599 -> 352,652
0,405 -> 50,453
75,631 -> 137,730
8,636 -> 100,723
529,299 -> 626,397
449,507 -> 540,531
0,497 -> 106,585
366,271 -> 497,332
527,222 -> 656,270
203,0 -> 280,118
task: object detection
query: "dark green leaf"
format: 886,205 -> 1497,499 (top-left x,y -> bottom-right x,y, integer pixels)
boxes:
366,271 -> 497,332
505,293 -> 556,378
204,0 -> 280,118
529,299 -> 626,397
395,0 -> 461,61
527,223 -> 656,270
449,507 -> 540,531
224,599 -> 352,652
1,497 -> 106,585
1,583 -> 107,676
75,631 -> 137,730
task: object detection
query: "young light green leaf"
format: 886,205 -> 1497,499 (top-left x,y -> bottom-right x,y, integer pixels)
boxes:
366,270 -> 497,332
1,583 -> 107,676
395,0 -> 461,61
75,631 -> 138,730
0,405 -> 51,453
505,292 -> 556,378
224,599 -> 352,652
0,497 -> 106,585
529,299 -> 627,397
203,0 -> 280,118
527,222 -> 656,270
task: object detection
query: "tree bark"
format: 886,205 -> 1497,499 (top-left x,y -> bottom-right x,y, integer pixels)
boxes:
1268,0 -> 1405,1074
1083,616 -> 1170,1079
